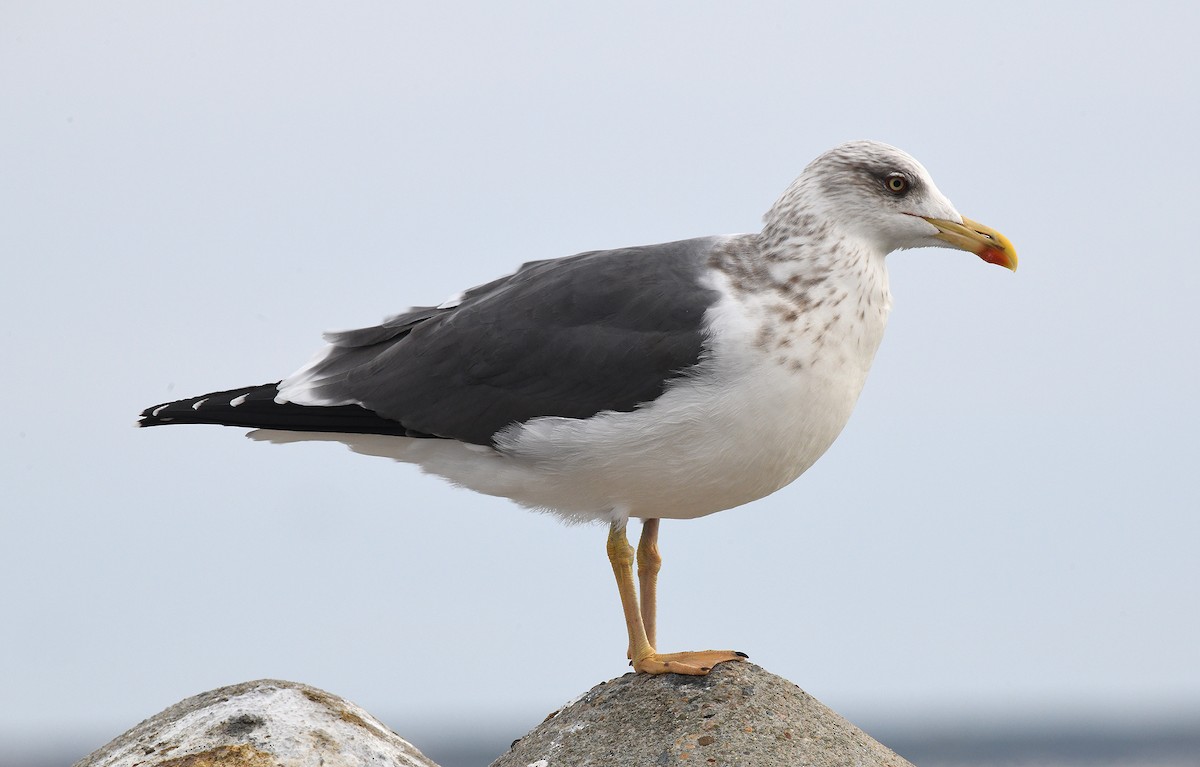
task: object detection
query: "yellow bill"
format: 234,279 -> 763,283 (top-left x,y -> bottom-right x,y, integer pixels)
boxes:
923,216 -> 1018,271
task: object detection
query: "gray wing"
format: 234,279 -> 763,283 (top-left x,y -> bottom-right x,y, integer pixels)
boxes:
278,236 -> 727,445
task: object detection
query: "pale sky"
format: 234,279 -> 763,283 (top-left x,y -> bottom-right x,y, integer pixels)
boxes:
3,1 -> 1198,761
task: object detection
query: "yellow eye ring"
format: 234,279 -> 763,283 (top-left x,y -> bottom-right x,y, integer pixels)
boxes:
885,174 -> 909,194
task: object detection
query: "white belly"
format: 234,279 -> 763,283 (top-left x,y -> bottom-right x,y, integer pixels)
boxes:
493,364 -> 864,521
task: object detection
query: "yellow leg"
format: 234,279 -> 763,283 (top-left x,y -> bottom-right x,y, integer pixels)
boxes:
637,519 -> 662,649
607,520 -> 747,676
609,520 -> 652,662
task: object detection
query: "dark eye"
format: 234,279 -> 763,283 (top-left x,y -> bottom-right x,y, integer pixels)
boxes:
884,173 -> 909,194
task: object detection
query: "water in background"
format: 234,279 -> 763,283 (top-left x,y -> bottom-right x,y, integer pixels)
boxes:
13,720 -> 1197,767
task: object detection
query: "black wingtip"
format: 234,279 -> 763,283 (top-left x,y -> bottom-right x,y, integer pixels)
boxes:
136,382 -> 435,438
137,383 -> 283,429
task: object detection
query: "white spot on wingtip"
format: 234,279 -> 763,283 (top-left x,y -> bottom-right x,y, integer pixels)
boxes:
191,398 -> 208,410
151,404 -> 169,417
230,394 -> 248,407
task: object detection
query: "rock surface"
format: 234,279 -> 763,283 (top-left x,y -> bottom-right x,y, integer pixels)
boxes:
74,665 -> 914,767
73,678 -> 438,767
492,662 -> 914,767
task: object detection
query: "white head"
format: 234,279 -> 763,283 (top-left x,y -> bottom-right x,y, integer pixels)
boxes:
764,140 -> 1017,269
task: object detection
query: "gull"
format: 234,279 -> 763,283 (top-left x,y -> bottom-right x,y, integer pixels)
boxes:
139,140 -> 1017,675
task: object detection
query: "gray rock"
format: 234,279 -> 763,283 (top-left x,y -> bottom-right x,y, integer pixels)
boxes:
492,663 -> 914,767
73,666 -> 913,767
73,678 -> 439,767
